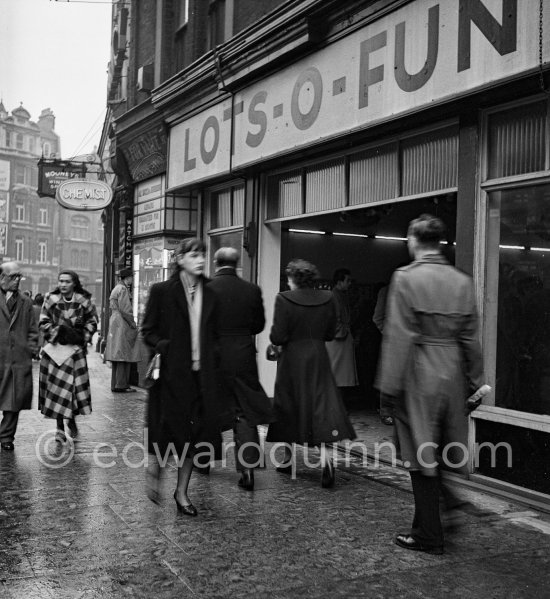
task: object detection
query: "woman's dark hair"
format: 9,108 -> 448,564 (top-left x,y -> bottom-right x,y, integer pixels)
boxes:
408,214 -> 446,248
34,293 -> 44,306
176,238 -> 206,256
52,270 -> 91,298
285,259 -> 319,289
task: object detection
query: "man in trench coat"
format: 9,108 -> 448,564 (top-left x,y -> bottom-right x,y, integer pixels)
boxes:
208,247 -> 274,491
376,214 -> 485,554
0,262 -> 39,451
105,268 -> 140,392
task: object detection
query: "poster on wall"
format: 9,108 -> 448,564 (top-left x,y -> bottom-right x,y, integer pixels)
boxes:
0,160 -> 10,191
0,224 -> 7,255
0,191 -> 8,222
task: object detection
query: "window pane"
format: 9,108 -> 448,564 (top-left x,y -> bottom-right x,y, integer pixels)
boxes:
305,158 -> 345,213
349,144 -> 398,206
266,170 -> 302,219
232,186 -> 244,227
487,184 -> 550,414
487,101 -> 547,179
212,190 -> 232,228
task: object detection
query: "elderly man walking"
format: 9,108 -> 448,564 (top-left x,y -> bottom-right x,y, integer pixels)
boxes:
208,247 -> 273,491
0,262 -> 38,451
376,214 -> 486,555
105,268 -> 139,392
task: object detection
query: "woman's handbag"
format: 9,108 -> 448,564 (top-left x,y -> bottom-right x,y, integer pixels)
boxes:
266,343 -> 283,361
145,353 -> 161,380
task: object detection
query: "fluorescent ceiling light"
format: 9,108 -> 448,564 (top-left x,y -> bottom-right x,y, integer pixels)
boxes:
288,229 -> 325,235
375,235 -> 408,241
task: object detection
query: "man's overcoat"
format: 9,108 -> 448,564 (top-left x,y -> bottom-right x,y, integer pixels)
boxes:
376,254 -> 484,475
0,293 -> 38,411
104,283 -> 139,362
208,268 -> 273,426
142,273 -> 233,455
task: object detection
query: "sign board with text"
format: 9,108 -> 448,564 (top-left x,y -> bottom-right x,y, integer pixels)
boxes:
168,0 -> 549,188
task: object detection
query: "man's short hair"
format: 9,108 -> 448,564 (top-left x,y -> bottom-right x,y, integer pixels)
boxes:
408,214 -> 446,248
333,268 -> 351,284
214,247 -> 239,268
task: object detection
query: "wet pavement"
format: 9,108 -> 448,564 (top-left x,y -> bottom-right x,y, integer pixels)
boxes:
2,350 -> 550,598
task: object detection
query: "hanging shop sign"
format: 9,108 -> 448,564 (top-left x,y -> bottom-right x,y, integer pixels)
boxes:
37,160 -> 85,198
169,0 -> 548,188
55,179 -> 113,211
121,125 -> 167,183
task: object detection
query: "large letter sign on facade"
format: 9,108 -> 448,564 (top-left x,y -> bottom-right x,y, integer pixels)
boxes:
168,0 -> 546,189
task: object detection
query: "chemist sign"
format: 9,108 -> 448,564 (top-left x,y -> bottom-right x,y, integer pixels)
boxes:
55,179 -> 113,211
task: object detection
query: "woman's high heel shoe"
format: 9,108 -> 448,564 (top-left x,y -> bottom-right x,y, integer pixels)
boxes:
321,460 -> 335,488
173,492 -> 198,516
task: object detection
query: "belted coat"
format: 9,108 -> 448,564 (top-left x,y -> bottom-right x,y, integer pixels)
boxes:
104,283 -> 140,363
141,273 -> 233,455
0,292 -> 38,412
208,268 -> 274,426
376,254 -> 484,475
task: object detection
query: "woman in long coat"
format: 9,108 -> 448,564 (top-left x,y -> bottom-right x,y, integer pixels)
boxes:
141,238 -> 233,515
39,270 -> 98,440
104,267 -> 140,392
266,259 -> 355,487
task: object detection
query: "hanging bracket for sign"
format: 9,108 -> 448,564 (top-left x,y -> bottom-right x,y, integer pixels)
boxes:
55,179 -> 113,211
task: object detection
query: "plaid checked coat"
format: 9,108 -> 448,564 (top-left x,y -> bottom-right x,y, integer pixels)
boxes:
38,291 -> 98,419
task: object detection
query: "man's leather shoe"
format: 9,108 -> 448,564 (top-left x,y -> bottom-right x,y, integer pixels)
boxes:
0,442 -> 14,451
238,469 -> 254,491
394,534 -> 444,555
67,419 -> 78,438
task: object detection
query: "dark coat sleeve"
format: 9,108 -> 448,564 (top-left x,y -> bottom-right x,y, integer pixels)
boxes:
250,286 -> 266,335
141,284 -> 170,355
270,294 -> 289,346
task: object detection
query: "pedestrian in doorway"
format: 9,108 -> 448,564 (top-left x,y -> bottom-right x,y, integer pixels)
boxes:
104,267 -> 140,393
208,247 -> 274,491
38,270 -> 98,441
0,262 -> 39,451
376,214 -> 486,555
267,259 -> 355,488
326,268 -> 358,403
142,238 -> 233,516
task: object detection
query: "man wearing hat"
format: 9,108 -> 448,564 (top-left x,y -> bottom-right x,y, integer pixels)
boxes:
105,267 -> 140,392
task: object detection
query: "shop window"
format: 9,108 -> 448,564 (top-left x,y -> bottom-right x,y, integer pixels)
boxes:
210,185 -> 244,229
485,184 -> 550,415
349,144 -> 398,206
487,100 -> 547,180
70,216 -> 90,240
266,170 -> 303,219
164,193 -> 198,232
401,127 -> 458,196
305,158 -> 346,213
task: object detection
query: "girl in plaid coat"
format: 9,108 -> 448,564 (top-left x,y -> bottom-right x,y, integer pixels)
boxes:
39,270 -> 98,440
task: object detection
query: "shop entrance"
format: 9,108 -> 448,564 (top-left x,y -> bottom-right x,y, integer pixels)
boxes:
279,194 -> 457,409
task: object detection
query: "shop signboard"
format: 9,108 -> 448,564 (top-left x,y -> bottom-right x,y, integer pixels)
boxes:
169,0 -> 548,186
38,160 -> 84,198
0,191 -> 8,222
56,179 -> 113,211
121,125 -> 167,183
136,211 -> 163,235
0,160 -> 9,191
134,176 -> 165,235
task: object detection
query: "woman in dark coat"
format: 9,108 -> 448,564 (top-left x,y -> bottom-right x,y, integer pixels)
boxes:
39,271 -> 98,440
266,259 -> 355,487
141,238 -> 233,516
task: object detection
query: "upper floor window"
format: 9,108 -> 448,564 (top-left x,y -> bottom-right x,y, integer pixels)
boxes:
208,0 -> 226,49
15,205 -> 25,222
70,249 -> 79,268
16,133 -> 23,150
39,208 -> 48,225
70,215 -> 90,240
42,142 -> 51,157
80,250 -> 89,269
38,240 -> 47,264
15,165 -> 36,186
28,137 -> 35,153
15,237 -> 24,261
